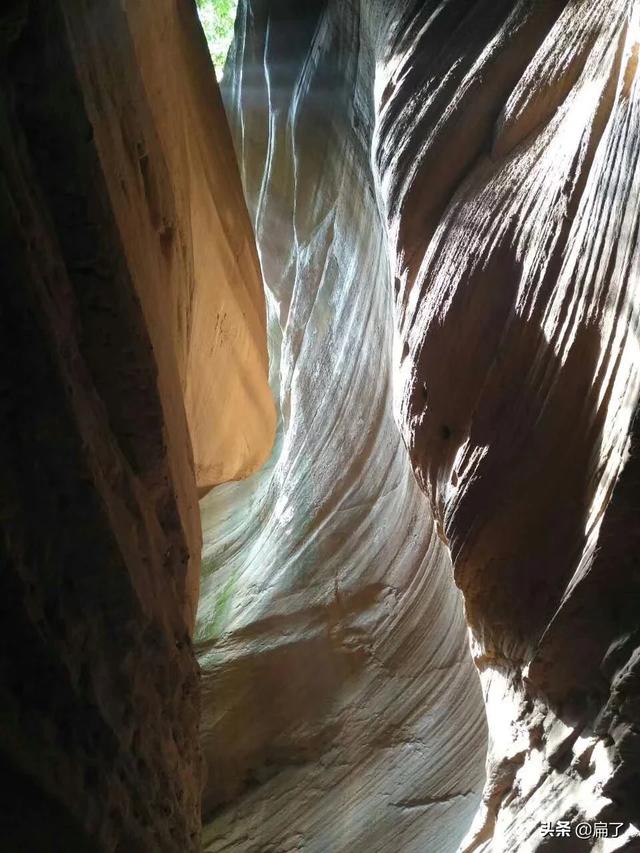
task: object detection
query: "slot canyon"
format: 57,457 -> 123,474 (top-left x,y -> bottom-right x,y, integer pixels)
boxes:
0,0 -> 639,851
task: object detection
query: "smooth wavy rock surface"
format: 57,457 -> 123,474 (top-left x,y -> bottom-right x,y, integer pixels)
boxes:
375,0 -> 640,850
198,0 -> 640,851
197,2 -> 487,852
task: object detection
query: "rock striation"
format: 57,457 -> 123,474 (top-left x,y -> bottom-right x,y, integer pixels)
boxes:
198,1 -> 640,851
197,3 -> 486,852
376,1 -> 640,849
2,0 -> 638,850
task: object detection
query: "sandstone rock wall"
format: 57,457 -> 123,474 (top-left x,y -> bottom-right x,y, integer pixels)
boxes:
198,1 -> 640,851
0,2 -> 201,845
3,0 -> 636,849
375,1 -> 640,850
0,0 -> 273,848
63,0 -> 276,620
111,0 -> 276,496
197,3 -> 487,852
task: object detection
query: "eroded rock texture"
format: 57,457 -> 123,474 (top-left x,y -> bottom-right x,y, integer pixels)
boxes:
62,0 -> 276,623
197,3 -> 486,852
65,0 -> 276,546
376,1 -> 640,850
110,0 -> 276,497
0,0 -> 272,849
198,1 -> 640,852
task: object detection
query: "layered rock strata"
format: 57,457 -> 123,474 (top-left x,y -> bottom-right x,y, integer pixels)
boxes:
198,1 -> 640,851
197,3 -> 487,852
377,1 -> 640,850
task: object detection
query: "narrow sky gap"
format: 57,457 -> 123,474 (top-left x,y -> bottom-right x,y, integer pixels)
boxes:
196,0 -> 238,79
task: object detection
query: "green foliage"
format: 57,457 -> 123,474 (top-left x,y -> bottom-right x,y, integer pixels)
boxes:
196,0 -> 238,78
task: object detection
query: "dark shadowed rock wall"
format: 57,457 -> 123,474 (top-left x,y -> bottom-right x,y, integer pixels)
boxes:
377,1 -> 640,850
2,0 -> 638,850
0,0 -> 272,849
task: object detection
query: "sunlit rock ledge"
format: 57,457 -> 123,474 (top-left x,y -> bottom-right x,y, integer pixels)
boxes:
198,1 -> 640,852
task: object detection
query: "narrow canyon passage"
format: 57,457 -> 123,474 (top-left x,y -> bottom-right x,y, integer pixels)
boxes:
196,2 -> 487,851
0,0 -> 639,851
197,1 -> 640,852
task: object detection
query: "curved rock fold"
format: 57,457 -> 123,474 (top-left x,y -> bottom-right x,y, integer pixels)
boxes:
198,1 -> 640,851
